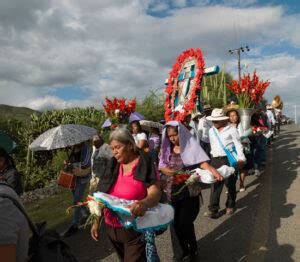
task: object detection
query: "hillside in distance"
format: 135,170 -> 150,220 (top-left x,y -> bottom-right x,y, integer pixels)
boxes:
0,104 -> 38,124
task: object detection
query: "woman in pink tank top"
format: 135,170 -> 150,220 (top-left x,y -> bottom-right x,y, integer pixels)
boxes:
90,128 -> 161,262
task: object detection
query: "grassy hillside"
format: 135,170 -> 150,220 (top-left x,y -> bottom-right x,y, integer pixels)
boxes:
0,104 -> 38,124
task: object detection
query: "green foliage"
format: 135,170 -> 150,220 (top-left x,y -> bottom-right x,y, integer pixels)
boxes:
3,91 -> 166,191
136,90 -> 165,122
7,107 -> 106,191
52,150 -> 69,174
201,70 -> 234,108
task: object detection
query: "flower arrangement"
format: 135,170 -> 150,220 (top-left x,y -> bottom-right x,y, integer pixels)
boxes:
173,172 -> 192,185
165,48 -> 205,122
172,171 -> 199,196
102,97 -> 136,126
226,70 -> 270,109
252,126 -> 267,134
67,195 -> 105,227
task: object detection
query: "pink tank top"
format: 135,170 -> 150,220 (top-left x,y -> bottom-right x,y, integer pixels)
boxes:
104,161 -> 147,227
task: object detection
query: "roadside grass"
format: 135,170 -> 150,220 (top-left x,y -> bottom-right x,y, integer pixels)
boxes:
24,188 -> 73,229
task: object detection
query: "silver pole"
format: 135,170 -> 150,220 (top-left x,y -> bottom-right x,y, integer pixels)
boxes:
295,105 -> 297,124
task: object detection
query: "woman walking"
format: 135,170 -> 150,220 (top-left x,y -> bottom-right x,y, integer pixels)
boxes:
159,121 -> 223,261
90,128 -> 161,262
227,109 -> 251,192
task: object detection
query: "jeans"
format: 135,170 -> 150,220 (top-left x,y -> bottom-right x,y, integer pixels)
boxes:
251,135 -> 267,169
208,157 -> 237,212
71,178 -> 89,226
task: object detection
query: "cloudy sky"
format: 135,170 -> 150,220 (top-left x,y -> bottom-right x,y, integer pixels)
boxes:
0,0 -> 299,120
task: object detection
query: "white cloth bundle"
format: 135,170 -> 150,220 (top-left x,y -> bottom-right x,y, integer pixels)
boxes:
192,165 -> 235,184
93,192 -> 174,232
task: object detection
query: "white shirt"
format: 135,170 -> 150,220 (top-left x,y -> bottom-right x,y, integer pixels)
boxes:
236,123 -> 250,144
198,116 -> 212,143
132,132 -> 147,146
209,125 -> 246,162
266,110 -> 276,126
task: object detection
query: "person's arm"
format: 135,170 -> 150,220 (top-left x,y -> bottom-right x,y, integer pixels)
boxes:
240,128 -> 253,139
199,162 -> 224,181
159,167 -> 175,177
137,139 -> 147,149
91,216 -> 100,241
231,128 -> 246,170
127,181 -> 161,217
0,245 -> 16,262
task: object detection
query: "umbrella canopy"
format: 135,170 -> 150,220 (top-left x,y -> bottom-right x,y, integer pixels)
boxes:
0,130 -> 16,153
29,124 -> 97,151
101,118 -> 112,128
139,120 -> 163,133
129,112 -> 145,123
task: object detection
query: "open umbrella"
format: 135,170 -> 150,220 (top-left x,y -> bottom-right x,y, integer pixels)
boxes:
0,130 -> 16,153
139,120 -> 163,133
29,124 -> 97,151
101,118 -> 112,128
129,112 -> 145,123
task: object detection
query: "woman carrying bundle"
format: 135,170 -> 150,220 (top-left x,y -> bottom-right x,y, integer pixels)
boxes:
159,121 -> 223,261
90,128 -> 161,262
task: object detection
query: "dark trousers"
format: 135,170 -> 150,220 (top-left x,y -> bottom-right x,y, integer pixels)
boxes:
171,196 -> 200,258
200,141 -> 211,159
105,224 -> 146,262
251,134 -> 267,169
208,157 -> 237,212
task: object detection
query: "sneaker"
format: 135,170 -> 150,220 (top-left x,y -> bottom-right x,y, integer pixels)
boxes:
239,187 -> 246,192
255,169 -> 265,177
63,225 -> 78,237
204,210 -> 219,218
226,208 -> 235,215
248,169 -> 255,175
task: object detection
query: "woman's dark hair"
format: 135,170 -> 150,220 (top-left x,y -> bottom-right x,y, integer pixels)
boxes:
130,120 -> 142,133
226,110 -> 240,125
166,125 -> 179,134
0,147 -> 15,168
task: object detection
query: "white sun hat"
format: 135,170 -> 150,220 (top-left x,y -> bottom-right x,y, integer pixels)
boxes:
206,108 -> 229,121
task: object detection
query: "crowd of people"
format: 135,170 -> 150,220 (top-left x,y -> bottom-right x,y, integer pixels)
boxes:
82,103 -> 282,261
0,102 -> 283,262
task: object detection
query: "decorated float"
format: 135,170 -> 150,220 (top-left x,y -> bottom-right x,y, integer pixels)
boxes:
164,48 -> 219,122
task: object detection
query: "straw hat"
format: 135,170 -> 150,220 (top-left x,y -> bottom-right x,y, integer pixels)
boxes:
206,108 -> 229,121
203,104 -> 212,111
225,101 -> 239,112
191,111 -> 202,120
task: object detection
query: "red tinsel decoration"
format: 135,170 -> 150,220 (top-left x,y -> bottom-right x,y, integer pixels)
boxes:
164,48 -> 205,122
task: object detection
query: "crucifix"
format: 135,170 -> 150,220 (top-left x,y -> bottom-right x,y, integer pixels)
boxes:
165,65 -> 219,112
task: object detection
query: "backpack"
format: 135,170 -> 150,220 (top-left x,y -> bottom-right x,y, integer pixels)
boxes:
0,183 -> 78,262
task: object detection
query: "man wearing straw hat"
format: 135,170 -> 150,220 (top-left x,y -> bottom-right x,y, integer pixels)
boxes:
204,108 -> 246,218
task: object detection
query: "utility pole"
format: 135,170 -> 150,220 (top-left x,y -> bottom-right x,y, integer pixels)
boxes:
295,105 -> 298,124
228,46 -> 250,85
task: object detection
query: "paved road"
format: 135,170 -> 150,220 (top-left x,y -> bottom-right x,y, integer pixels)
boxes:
62,124 -> 300,262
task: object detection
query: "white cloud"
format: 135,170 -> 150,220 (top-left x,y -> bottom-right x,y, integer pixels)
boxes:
0,0 -> 299,114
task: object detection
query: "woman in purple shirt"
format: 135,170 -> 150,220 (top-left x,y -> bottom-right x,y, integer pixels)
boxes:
159,121 -> 223,261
